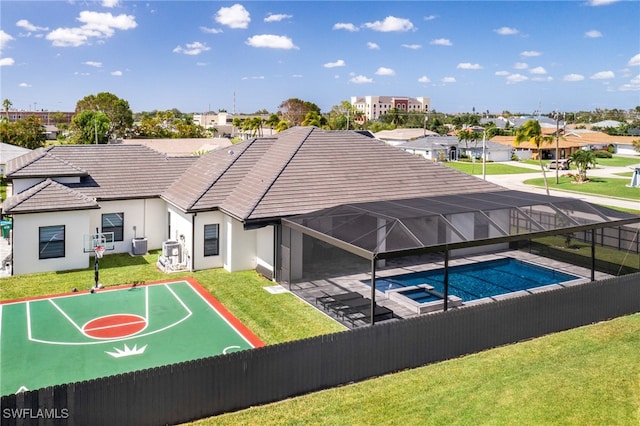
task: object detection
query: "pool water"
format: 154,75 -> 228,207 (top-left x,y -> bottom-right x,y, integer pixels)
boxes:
371,258 -> 581,302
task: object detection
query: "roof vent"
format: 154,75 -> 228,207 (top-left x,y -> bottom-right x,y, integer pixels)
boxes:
228,149 -> 234,156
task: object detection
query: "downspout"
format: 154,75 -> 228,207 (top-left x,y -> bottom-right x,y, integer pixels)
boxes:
191,212 -> 197,271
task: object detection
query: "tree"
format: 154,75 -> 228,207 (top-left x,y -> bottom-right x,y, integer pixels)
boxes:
2,99 -> 12,120
278,98 -> 321,126
514,119 -> 554,195
301,111 -> 326,128
69,111 -> 110,144
570,150 -> 597,183
75,92 -> 134,140
632,139 -> 640,153
0,116 -> 46,149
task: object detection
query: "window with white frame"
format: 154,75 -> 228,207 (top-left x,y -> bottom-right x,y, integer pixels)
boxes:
204,224 -> 219,256
102,213 -> 124,241
39,225 -> 65,259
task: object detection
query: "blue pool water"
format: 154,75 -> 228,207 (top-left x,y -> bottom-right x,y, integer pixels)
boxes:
370,258 -> 581,302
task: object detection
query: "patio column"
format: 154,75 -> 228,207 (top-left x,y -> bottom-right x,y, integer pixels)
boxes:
376,218 -> 386,268
443,249 -> 449,311
591,229 -> 596,282
370,256 -> 377,326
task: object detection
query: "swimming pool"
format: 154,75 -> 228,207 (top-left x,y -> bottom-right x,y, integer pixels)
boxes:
369,258 -> 582,303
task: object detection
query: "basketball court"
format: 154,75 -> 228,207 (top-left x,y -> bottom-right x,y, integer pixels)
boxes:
0,278 -> 264,396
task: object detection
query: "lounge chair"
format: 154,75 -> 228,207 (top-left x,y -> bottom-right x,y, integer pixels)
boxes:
329,297 -> 372,318
345,304 -> 394,327
315,292 -> 362,310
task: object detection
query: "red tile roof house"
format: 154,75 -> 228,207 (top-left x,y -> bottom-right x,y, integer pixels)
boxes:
2,126 -> 635,280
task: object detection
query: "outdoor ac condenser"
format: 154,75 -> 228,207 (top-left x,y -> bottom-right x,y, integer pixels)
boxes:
131,237 -> 148,256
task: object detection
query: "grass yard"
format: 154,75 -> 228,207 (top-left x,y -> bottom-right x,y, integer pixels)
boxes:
193,313 -> 640,425
442,161 -> 534,175
0,251 -> 346,345
524,176 -> 640,201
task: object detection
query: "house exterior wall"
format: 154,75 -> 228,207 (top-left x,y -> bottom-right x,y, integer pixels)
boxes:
166,205 -> 195,269
88,199 -> 166,255
13,177 -> 81,194
223,215 -> 260,272
193,210 -> 225,271
12,210 -> 90,275
256,226 -> 275,276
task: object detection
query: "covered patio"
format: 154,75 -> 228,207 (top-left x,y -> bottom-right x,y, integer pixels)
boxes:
281,190 -> 640,327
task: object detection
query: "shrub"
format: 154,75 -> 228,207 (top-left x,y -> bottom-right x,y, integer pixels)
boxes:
594,150 -> 612,158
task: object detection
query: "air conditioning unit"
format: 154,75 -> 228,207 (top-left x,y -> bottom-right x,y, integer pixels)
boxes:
131,237 -> 148,256
162,240 -> 182,260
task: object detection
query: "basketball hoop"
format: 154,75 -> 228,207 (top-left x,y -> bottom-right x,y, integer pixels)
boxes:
94,245 -> 106,259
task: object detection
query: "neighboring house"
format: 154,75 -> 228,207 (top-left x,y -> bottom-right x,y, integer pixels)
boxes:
490,134 -> 585,161
399,136 -> 512,162
0,143 -> 32,177
115,138 -> 232,156
44,125 -> 59,141
2,127 -> 504,277
374,128 -> 439,146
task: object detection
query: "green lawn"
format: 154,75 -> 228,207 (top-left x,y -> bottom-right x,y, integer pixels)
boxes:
594,156 -> 640,167
524,176 -> 640,200
195,313 -> 640,425
442,161 -> 534,175
0,251 -> 345,345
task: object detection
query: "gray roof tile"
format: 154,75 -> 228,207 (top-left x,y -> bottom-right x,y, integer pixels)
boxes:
2,178 -> 99,214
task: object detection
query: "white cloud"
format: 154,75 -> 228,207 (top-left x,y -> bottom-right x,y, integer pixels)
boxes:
585,30 -> 602,38
46,11 -> 137,47
265,13 -> 292,23
457,63 -> 482,70
514,62 -> 528,69
418,76 -> 431,83
363,16 -> 414,32
530,66 -> 547,74
200,27 -> 222,34
173,41 -> 210,55
618,74 -> 640,91
520,50 -> 541,57
375,67 -> 395,76
628,53 -> 640,66
587,0 -> 619,6
430,38 -> 452,46
16,19 -> 48,32
441,77 -> 456,83
532,76 -> 553,82
590,70 -> 615,79
506,74 -> 528,84
563,73 -> 585,82
350,75 -> 373,84
0,30 -> 14,51
19,82 -> 31,87
401,44 -> 421,50
0,57 -> 15,66
245,34 -> 298,49
102,0 -> 119,7
494,27 -> 519,36
424,15 -> 437,21
333,23 -> 358,32
241,76 -> 265,80
215,4 -> 250,29
292,74 -> 303,78
83,61 -> 102,68
111,70 -> 122,76
495,70 -> 510,76
324,59 -> 345,68
367,42 -> 379,50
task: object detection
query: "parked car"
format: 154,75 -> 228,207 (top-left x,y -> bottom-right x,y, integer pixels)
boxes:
546,159 -> 571,170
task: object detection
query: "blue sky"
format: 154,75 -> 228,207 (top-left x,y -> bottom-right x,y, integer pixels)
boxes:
1,1 -> 639,115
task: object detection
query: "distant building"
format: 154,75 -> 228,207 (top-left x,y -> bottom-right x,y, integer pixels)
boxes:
350,96 -> 430,122
4,110 -> 74,124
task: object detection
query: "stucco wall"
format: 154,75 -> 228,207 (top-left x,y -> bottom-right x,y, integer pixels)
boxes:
12,210 -> 90,275
193,211 -> 225,271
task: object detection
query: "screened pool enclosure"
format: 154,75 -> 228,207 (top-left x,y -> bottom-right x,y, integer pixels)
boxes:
281,190 -> 640,324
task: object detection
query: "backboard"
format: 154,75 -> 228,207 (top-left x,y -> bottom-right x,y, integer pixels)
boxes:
83,232 -> 115,253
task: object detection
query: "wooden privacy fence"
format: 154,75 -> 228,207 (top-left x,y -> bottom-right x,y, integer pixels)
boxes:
2,273 -> 639,426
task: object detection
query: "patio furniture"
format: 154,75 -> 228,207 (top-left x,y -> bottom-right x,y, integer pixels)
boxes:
329,297 -> 372,318
345,304 -> 394,327
315,292 -> 362,310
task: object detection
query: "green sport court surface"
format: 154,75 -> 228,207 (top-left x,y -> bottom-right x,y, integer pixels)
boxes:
0,278 -> 264,396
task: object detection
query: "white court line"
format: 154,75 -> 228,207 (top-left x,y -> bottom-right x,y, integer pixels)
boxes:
187,282 -> 257,348
27,284 -> 192,346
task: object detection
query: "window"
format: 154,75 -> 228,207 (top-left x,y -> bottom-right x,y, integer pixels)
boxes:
204,224 -> 219,256
102,213 -> 124,241
39,225 -> 65,259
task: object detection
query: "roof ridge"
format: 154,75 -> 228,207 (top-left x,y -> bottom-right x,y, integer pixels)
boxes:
5,146 -> 52,176
3,178 -> 98,213
241,126 -> 314,220
185,140 -> 254,210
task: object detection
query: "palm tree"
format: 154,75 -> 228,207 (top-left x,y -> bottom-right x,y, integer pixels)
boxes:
570,150 -> 597,183
514,119 -> 554,195
2,99 -> 12,120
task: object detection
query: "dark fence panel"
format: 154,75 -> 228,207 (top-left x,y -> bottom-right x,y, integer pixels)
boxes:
2,273 -> 639,426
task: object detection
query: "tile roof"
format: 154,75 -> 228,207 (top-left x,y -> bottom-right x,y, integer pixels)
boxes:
117,138 -> 232,157
2,178 -> 99,214
164,127 -> 506,224
5,144 -> 198,204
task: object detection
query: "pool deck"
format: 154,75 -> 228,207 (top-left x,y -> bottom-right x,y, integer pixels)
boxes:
283,250 -> 613,329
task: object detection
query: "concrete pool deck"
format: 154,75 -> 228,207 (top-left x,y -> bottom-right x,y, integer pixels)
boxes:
284,249 -> 614,329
